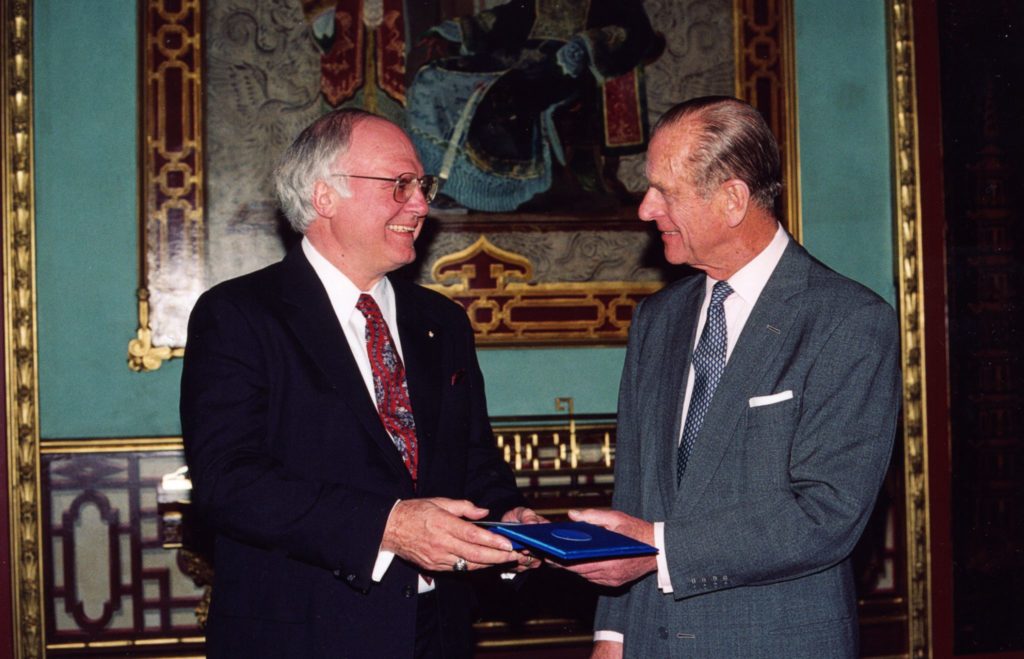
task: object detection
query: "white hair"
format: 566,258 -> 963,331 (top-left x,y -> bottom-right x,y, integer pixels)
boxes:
273,109 -> 377,233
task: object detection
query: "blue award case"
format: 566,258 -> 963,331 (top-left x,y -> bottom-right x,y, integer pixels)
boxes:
482,521 -> 658,561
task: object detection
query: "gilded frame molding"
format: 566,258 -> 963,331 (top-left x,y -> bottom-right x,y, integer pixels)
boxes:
888,0 -> 931,656
3,1 -> 45,657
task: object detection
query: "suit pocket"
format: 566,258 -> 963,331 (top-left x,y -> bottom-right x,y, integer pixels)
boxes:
748,390 -> 794,407
745,391 -> 797,432
741,394 -> 799,487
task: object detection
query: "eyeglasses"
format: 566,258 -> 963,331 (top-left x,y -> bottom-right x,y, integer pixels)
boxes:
331,172 -> 439,204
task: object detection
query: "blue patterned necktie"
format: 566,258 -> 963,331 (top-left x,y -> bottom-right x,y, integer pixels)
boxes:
677,280 -> 733,485
356,294 -> 418,482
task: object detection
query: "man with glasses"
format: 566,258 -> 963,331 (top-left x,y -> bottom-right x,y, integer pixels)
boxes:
181,109 -> 541,658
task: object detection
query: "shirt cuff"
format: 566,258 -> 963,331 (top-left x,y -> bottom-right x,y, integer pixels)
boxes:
655,521 -> 673,593
371,549 -> 395,582
593,630 -> 624,644
372,500 -> 436,593
372,500 -> 402,582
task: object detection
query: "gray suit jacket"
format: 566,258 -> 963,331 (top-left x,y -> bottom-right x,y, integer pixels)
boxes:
595,239 -> 901,658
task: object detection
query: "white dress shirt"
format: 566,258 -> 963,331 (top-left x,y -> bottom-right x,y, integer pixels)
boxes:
595,223 -> 789,644
301,238 -> 434,592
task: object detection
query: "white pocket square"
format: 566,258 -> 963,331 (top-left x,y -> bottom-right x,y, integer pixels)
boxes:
748,390 -> 793,408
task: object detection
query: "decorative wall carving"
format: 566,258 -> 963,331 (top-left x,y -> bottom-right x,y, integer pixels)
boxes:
130,0 -> 204,369
425,237 -> 660,344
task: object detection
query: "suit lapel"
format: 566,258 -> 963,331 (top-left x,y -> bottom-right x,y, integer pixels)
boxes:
393,281 -> 444,490
654,282 -> 703,512
675,242 -> 810,515
275,249 -> 412,483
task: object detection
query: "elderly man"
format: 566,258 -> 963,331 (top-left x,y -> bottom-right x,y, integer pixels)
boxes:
181,109 -> 540,658
566,96 -> 901,657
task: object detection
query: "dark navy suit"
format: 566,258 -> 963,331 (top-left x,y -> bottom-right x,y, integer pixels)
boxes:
181,248 -> 522,658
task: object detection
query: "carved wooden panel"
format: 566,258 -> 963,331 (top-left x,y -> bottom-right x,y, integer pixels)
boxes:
41,451 -> 205,656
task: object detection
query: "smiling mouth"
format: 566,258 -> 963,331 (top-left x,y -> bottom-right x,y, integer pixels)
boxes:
387,225 -> 417,234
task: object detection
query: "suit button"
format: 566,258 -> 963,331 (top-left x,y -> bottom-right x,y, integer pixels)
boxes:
403,585 -> 415,598
658,626 -> 668,639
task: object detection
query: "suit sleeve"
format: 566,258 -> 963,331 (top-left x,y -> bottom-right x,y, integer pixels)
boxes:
180,290 -> 394,590
593,298 -> 649,632
663,298 -> 901,598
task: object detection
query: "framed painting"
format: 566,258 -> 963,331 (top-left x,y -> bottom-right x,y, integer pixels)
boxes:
128,0 -> 801,370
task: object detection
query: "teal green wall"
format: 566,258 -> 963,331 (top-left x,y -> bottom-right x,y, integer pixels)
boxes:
794,0 -> 895,305
33,0 -> 891,439
35,0 -> 185,438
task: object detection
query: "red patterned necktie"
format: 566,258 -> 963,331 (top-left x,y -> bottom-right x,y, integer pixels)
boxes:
356,294 -> 418,482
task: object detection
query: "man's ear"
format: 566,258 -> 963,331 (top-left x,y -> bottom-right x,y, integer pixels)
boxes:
719,179 -> 750,228
310,179 -> 336,218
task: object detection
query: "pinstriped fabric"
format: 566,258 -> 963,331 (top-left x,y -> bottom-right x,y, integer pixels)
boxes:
356,293 -> 418,481
677,281 -> 733,485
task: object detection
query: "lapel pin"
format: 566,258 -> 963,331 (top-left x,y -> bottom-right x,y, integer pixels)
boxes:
427,330 -> 435,338
766,324 -> 781,334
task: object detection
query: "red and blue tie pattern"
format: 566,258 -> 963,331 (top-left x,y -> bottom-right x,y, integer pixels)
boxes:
356,294 -> 418,482
677,280 -> 733,485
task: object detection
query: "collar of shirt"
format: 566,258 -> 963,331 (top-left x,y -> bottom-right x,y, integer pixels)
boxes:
301,237 -> 402,349
301,235 -> 406,396
697,222 -> 790,359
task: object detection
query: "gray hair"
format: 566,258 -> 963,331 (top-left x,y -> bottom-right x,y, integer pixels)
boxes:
653,96 -> 782,212
273,108 -> 378,233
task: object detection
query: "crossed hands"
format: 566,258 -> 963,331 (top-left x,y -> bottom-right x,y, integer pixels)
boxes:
556,508 -> 658,588
381,498 -> 544,573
